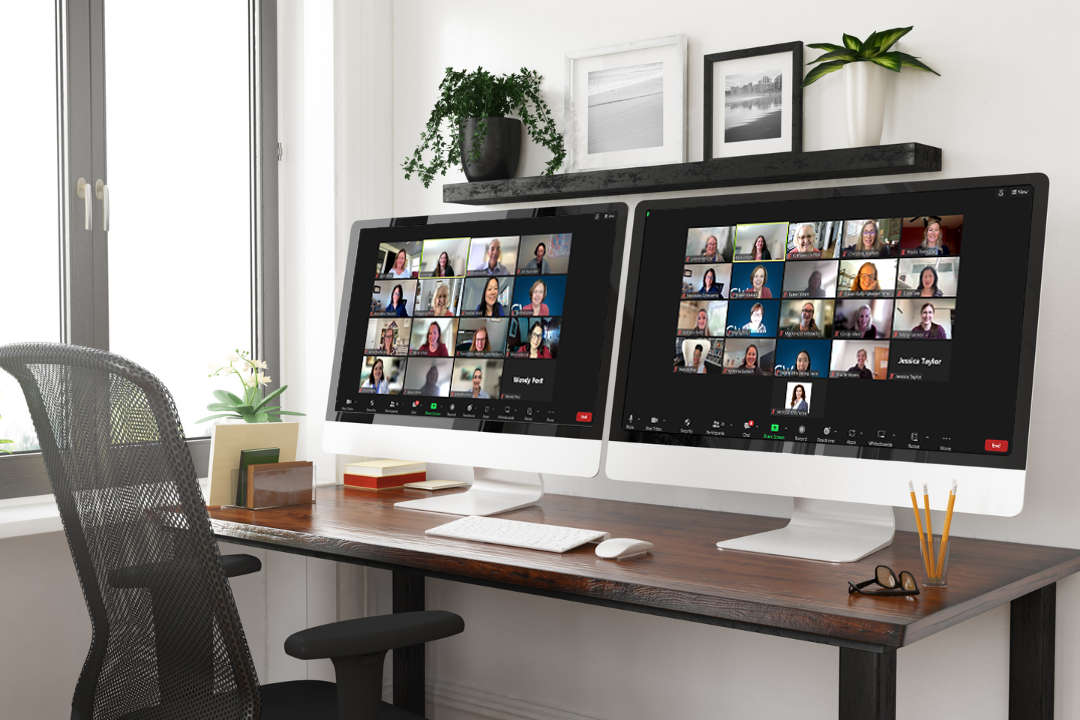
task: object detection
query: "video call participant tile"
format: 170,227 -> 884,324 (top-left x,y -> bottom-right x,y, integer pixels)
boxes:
722,338 -> 776,376
781,259 -> 839,299
677,300 -> 727,337
401,356 -> 454,396
829,340 -> 890,380
359,355 -> 405,395
773,339 -> 831,378
371,279 -> 418,317
455,317 -> 509,358
418,237 -> 469,277
832,298 -> 894,339
896,257 -> 961,298
449,358 -> 504,399
507,316 -> 560,359
778,299 -> 833,339
408,318 -> 458,357
839,218 -> 901,259
770,378 -> 825,418
413,277 -> 465,317
685,226 -> 735,263
892,298 -> 956,340
734,222 -> 787,262
366,318 -> 412,356
899,215 -> 963,257
887,341 -> 952,382
467,236 -> 520,276
680,263 -> 732,300
729,261 -> 784,299
511,275 -> 567,317
674,337 -> 722,374
378,240 -> 424,279
726,299 -> 780,338
500,358 -> 556,401
460,275 -> 514,317
837,258 -> 898,299
517,233 -> 572,275
785,220 -> 844,260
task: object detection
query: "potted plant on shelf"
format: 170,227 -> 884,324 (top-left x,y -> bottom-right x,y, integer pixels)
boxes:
402,66 -> 565,187
802,26 -> 939,148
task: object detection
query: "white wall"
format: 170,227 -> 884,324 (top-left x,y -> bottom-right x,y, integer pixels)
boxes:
335,1 -> 1080,719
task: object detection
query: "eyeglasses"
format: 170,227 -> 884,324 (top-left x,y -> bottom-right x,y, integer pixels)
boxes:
859,273 -> 876,280
862,230 -> 877,236
848,565 -> 920,596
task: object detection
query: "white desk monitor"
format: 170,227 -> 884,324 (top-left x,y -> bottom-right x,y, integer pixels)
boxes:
325,204 -> 627,516
606,174 -> 1049,561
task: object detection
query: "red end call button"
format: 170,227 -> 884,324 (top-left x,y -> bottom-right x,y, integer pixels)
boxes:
576,412 -> 593,423
985,439 -> 1009,453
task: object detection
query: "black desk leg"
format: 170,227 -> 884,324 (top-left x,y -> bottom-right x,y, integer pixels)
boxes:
1010,583 -> 1055,720
392,570 -> 426,716
839,646 -> 896,720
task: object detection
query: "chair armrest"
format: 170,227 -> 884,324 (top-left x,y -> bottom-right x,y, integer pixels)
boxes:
221,553 -> 262,578
284,610 -> 464,660
109,554 -> 262,588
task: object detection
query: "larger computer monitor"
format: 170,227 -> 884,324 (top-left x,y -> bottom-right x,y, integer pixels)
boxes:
607,174 -> 1048,561
325,203 -> 626,515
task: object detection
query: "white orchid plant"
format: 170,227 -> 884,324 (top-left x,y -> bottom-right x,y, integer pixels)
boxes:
197,349 -> 304,424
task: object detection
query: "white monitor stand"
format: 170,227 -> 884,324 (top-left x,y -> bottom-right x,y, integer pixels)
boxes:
394,467 -> 544,517
715,498 -> 895,563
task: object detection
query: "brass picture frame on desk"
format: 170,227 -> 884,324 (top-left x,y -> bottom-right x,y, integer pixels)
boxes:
246,461 -> 315,510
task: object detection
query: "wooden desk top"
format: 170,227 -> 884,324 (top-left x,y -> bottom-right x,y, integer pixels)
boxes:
208,486 -> 1080,651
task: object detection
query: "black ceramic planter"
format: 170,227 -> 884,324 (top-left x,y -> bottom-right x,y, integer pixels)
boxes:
459,117 -> 521,183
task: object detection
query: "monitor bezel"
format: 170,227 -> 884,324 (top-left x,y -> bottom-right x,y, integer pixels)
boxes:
324,202 -> 627,473
607,174 -> 1048,495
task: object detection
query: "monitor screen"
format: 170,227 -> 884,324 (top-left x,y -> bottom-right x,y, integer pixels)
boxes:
326,203 -> 626,473
609,175 -> 1047,490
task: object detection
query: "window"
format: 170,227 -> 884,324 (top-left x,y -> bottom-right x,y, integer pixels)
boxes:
0,0 -> 278,500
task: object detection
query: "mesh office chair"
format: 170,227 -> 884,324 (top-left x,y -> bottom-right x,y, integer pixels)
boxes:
0,343 -> 462,720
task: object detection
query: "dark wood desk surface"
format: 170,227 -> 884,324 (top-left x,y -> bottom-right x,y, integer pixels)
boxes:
208,485 -> 1080,652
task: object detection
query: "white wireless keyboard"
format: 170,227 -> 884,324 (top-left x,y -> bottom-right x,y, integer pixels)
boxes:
425,515 -> 610,553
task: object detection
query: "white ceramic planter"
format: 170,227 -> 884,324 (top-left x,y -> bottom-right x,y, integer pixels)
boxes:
843,62 -> 888,147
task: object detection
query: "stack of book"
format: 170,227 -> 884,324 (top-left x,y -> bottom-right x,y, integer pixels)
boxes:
343,459 -> 426,490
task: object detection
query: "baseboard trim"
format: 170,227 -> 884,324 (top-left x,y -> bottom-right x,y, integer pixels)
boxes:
384,678 -> 598,720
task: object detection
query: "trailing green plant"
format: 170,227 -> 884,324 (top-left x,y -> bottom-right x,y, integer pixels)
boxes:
402,66 -> 565,188
802,26 -> 940,87
197,350 -> 305,424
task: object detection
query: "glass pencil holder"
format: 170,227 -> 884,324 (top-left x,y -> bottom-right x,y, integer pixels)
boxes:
920,535 -> 950,588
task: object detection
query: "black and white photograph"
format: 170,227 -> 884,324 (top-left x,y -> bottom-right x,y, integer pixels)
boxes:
724,69 -> 783,144
566,35 -> 686,171
587,62 -> 664,154
704,42 -> 802,160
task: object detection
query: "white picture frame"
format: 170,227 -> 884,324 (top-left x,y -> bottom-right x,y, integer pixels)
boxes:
565,34 -> 687,172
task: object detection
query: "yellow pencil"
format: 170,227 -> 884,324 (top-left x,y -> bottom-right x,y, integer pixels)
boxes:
936,480 -> 957,576
909,481 -> 931,577
923,483 -> 937,578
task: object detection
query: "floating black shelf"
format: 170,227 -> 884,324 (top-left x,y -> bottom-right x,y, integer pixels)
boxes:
443,143 -> 942,205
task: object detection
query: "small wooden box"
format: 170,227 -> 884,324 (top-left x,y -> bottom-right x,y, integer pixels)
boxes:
246,461 -> 315,510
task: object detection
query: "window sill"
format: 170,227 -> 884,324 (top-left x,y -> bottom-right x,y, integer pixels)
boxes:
0,479 -> 214,540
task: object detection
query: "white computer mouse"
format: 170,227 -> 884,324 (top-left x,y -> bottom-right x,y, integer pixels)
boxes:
595,537 -> 654,560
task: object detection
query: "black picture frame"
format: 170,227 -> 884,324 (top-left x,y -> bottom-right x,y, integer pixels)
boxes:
703,41 -> 803,160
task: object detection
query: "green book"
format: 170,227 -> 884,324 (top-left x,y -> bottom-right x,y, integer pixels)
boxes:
237,447 -> 280,506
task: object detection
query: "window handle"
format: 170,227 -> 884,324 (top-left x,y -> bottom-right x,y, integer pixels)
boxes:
95,179 -> 109,231
76,177 -> 92,230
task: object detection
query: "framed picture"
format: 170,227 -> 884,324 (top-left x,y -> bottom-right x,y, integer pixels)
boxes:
565,34 -> 687,172
703,42 -> 803,160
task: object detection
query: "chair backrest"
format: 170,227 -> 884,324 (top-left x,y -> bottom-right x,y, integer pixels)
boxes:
0,343 -> 260,720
